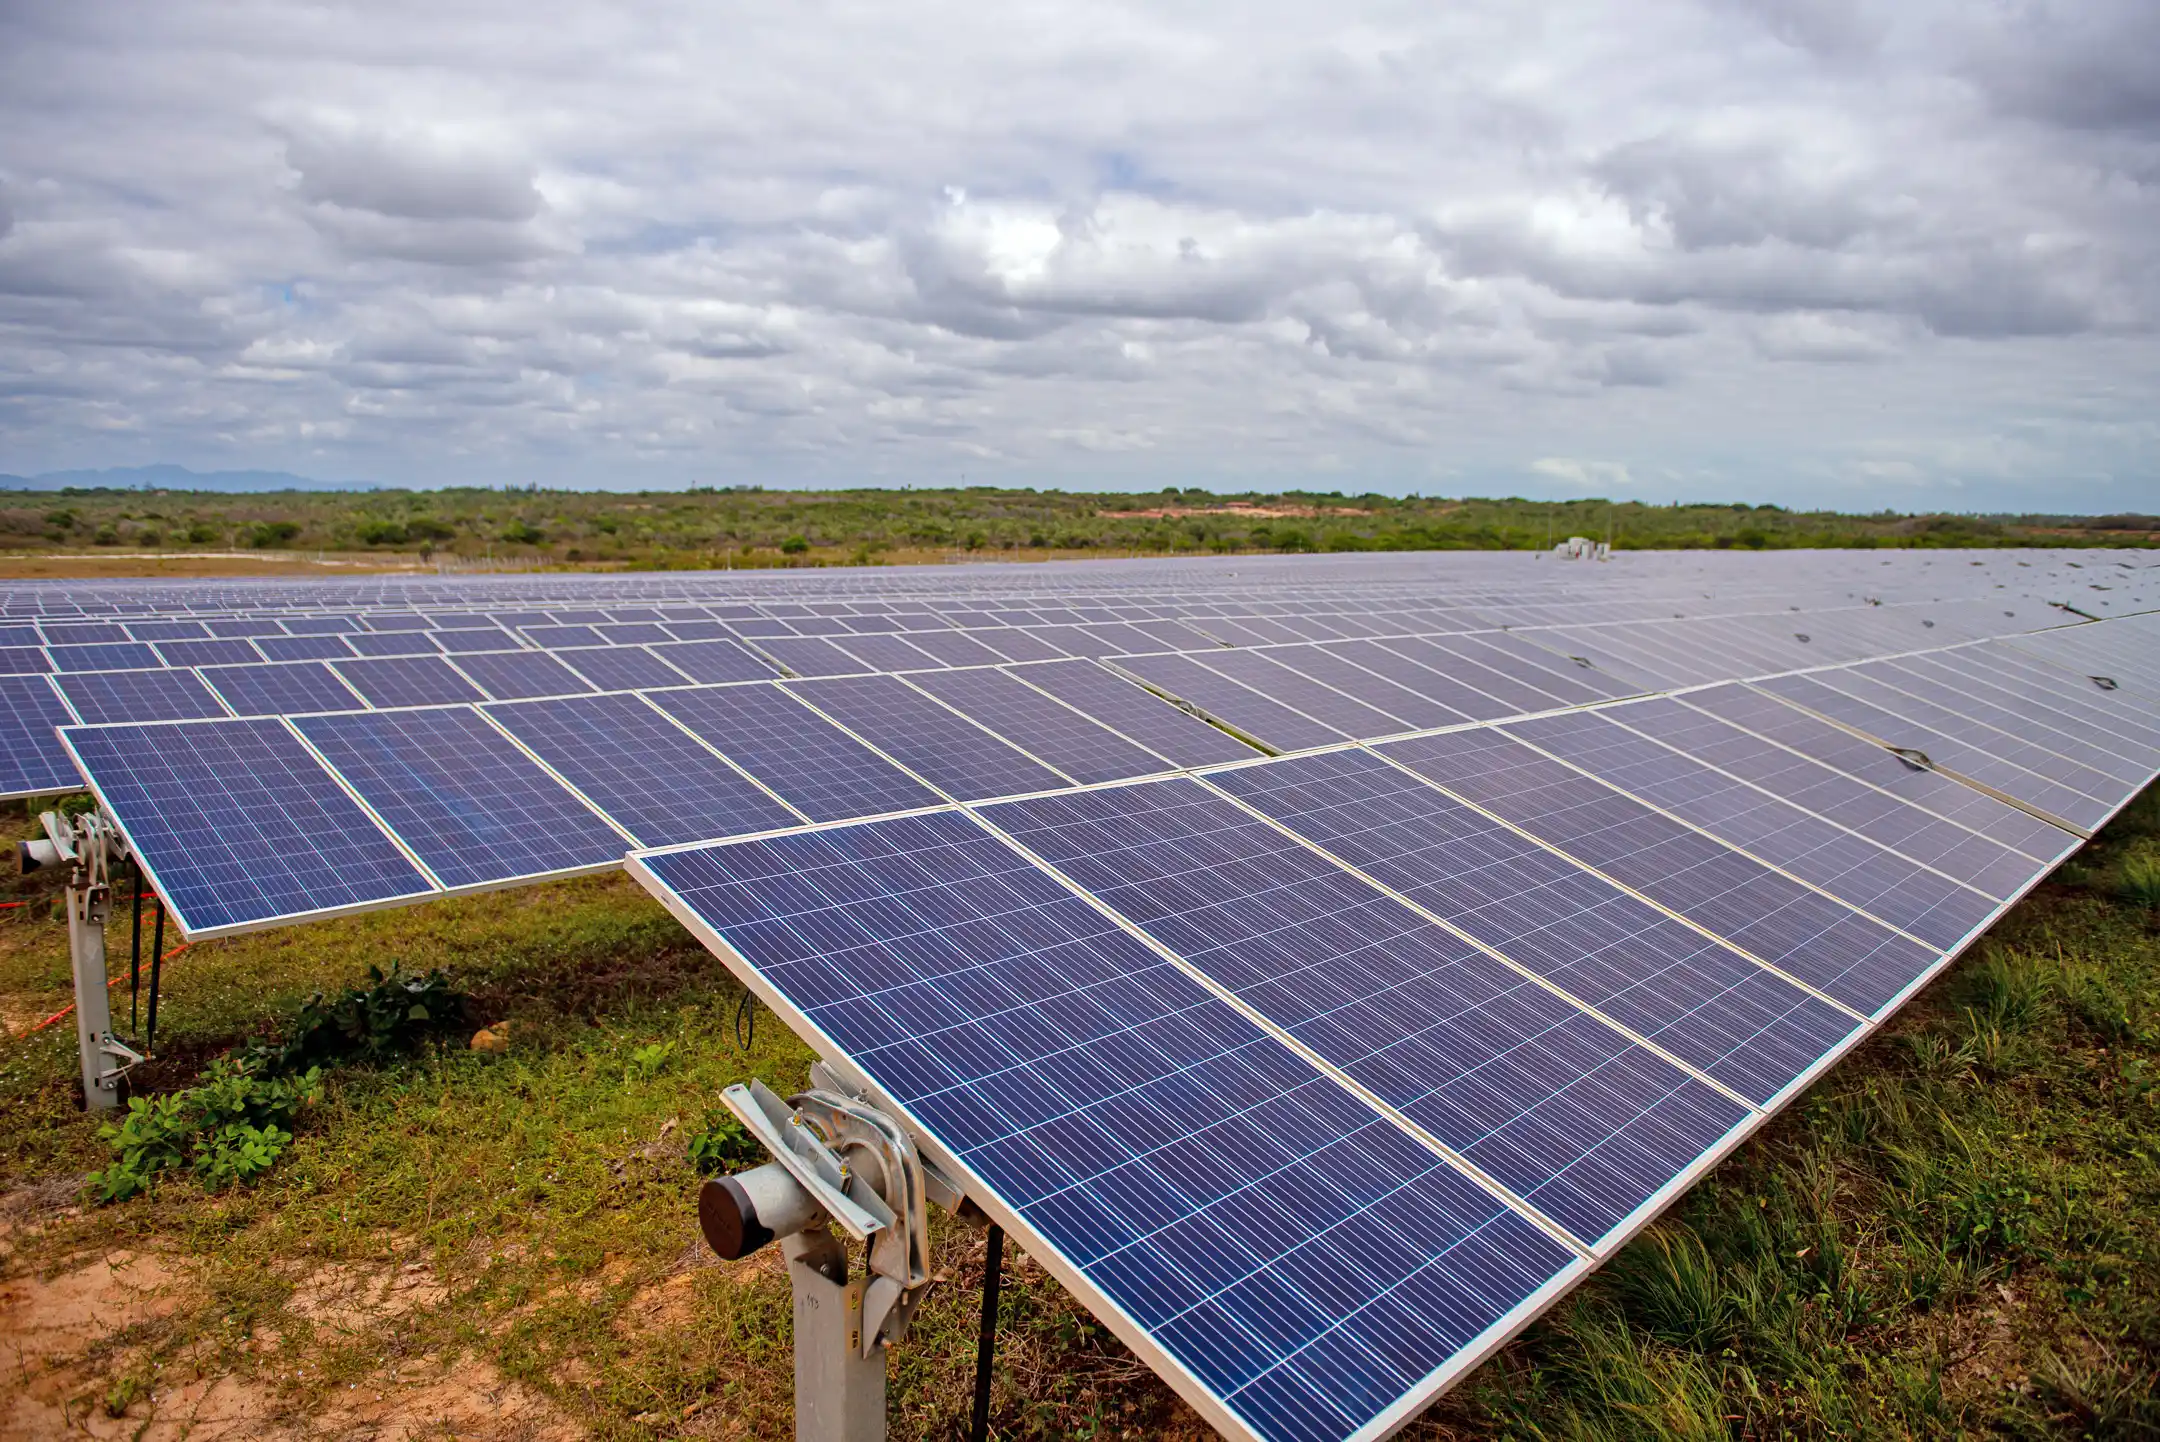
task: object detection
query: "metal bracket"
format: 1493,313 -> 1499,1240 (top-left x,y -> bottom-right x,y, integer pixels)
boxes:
34,810 -> 142,1111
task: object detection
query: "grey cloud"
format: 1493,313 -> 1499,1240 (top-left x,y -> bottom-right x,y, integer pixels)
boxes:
0,0 -> 2154,507
285,127 -> 544,223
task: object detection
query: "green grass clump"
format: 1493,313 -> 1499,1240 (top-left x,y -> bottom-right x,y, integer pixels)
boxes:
88,1058 -> 323,1202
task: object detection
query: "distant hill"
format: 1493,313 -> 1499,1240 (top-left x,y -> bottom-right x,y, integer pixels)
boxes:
0,464 -> 374,492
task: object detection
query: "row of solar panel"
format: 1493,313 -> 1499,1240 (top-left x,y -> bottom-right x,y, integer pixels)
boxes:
62,612 -> 2156,966
0,593 -> 2060,803
627,620 -> 2160,1442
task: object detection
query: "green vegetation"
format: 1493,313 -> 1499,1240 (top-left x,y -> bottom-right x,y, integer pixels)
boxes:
0,485 -> 2153,568
0,786 -> 2155,1437
87,1058 -> 323,1202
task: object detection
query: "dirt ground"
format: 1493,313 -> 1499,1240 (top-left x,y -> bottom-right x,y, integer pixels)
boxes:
0,1191 -> 582,1441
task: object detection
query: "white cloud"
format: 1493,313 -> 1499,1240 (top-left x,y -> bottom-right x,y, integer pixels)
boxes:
0,0 -> 2154,509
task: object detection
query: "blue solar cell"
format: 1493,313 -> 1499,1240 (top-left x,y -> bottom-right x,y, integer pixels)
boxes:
659,620 -> 734,641
637,812 -> 1575,1442
905,667 -> 1175,785
1856,656 -> 2154,787
0,675 -> 84,794
63,718 -> 434,933
1598,698 -> 2047,902
334,656 -> 488,708
127,620 -> 211,641
155,638 -> 264,668
649,684 -> 941,821
756,636 -> 876,677
1184,651 -> 1415,738
557,646 -> 693,691
360,612 -> 432,631
282,616 -> 361,635
1010,660 -> 1260,768
1378,638 -> 1570,715
487,693 -> 800,846
1436,635 -> 1617,705
1306,641 -> 1503,722
832,633 -> 946,673
518,624 -> 606,648
650,639 -> 777,684
205,618 -> 288,638
1253,646 -> 1470,730
431,628 -> 522,654
200,662 -> 366,717
56,669 -> 231,724
449,649 -> 596,701
974,628 -> 1072,663
1206,749 -> 1859,1104
596,622 -> 670,645
607,608 -> 667,623
788,674 -> 1069,799
1115,654 -> 1344,753
984,781 -> 1749,1245
899,629 -> 1012,668
1757,673 -> 2112,831
1506,710 -> 1999,950
293,708 -> 629,887
1678,683 -> 2072,861
1379,729 -> 1937,1016
0,647 -> 52,674
43,623 -> 130,645
255,634 -> 357,663
547,609 -> 614,626
50,642 -> 161,672
347,631 -> 443,658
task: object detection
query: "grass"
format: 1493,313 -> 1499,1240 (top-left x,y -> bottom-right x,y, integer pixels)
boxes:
2,784 -> 2157,1439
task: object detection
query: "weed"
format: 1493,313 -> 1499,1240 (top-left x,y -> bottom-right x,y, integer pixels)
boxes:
87,1057 -> 322,1202
688,1108 -> 764,1175
241,961 -> 464,1075
627,1039 -> 676,1081
2119,846 -> 2160,909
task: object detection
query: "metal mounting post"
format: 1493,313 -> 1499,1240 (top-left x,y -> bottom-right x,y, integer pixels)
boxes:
24,808 -> 142,1110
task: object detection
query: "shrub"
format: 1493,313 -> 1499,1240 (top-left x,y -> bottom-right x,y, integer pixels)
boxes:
248,520 -> 301,548
779,535 -> 810,555
242,962 -> 465,1075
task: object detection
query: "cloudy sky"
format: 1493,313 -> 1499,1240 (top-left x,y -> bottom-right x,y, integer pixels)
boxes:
0,1 -> 2154,509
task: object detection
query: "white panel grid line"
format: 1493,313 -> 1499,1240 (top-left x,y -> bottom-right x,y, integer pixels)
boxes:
952,800 -> 1599,1261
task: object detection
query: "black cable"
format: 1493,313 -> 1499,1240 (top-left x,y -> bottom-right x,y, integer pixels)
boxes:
128,856 -> 143,1035
145,897 -> 165,1058
970,1223 -> 1004,1442
734,987 -> 756,1051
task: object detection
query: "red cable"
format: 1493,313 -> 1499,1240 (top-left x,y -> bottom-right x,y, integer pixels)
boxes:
25,940 -> 192,1035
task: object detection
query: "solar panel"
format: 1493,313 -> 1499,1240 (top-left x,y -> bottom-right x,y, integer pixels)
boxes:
49,642 -> 162,672
648,683 -> 942,821
1599,696 -> 2048,900
597,622 -> 671,645
786,674 -> 1070,799
556,645 -> 693,692
1014,660 -> 1260,768
1504,710 -> 1999,950
901,629 -> 1024,668
1176,651 -> 1415,739
1754,672 -> 2114,831
831,633 -> 946,673
983,780 -> 1750,1245
432,627 -> 524,654
334,656 -> 489,708
633,811 -> 1579,1442
486,692 -> 801,846
649,639 -> 778,684
754,635 -> 876,678
292,708 -> 631,887
154,638 -> 263,668
902,666 -> 1177,785
55,668 -> 232,724
1378,637 -> 1571,716
449,649 -> 597,702
1676,683 -> 2074,861
200,662 -> 367,718
60,718 -> 434,935
971,627 -> 1072,663
1204,749 -> 1860,1105
255,634 -> 357,663
0,647 -> 52,675
0,674 -> 85,795
1320,640 -> 1524,724
1377,728 -> 1937,1016
1115,654 -> 1344,752
346,630 -> 444,657
1856,655 -> 2159,786
43,623 -> 131,645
